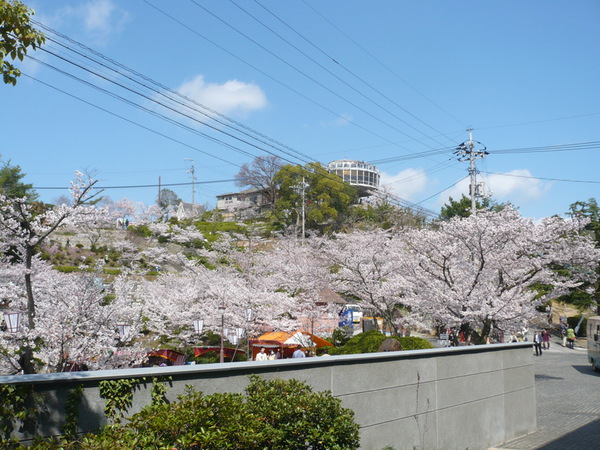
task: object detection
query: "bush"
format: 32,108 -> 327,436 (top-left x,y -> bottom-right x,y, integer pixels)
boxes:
329,330 -> 432,355
102,268 -> 122,276
54,265 -> 80,273
128,224 -> 153,238
39,376 -> 359,449
398,336 -> 435,351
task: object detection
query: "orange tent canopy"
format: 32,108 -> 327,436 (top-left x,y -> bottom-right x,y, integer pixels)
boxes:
255,330 -> 333,349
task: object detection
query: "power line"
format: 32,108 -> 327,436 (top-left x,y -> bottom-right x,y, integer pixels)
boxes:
33,21 -> 320,167
234,0 -> 452,149
476,112 -> 600,130
482,172 -> 600,184
299,0 -> 467,129
489,141 -> 600,155
22,70 -> 245,168
415,175 -> 470,205
142,0 -> 462,165
31,179 -> 236,191
188,0 -> 436,149
34,45 -> 305,166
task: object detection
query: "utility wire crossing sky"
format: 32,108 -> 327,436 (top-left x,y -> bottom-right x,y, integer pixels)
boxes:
2,0 -> 599,219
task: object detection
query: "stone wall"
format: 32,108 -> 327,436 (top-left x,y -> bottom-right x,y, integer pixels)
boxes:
0,342 -> 535,449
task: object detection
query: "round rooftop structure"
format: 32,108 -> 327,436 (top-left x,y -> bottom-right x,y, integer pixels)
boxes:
327,159 -> 380,196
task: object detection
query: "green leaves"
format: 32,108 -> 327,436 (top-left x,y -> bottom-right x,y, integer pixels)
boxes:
43,376 -> 360,449
1,0 -> 46,85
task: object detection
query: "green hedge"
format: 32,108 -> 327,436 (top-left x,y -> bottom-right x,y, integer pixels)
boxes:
329,330 -> 433,355
31,376 -> 359,450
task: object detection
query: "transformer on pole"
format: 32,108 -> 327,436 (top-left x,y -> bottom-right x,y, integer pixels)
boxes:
454,129 -> 488,215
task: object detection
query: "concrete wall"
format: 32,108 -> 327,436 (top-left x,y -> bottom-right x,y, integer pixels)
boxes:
0,342 -> 535,449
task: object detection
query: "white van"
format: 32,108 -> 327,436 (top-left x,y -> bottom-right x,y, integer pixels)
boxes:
586,316 -> 600,372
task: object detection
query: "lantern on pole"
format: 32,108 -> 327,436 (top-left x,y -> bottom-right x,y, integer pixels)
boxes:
193,319 -> 204,334
3,312 -> 22,333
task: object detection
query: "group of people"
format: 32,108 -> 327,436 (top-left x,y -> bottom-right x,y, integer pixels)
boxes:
532,329 -> 551,356
254,345 -> 307,361
532,323 -> 579,355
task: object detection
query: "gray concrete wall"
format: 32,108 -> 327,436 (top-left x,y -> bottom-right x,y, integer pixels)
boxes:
0,342 -> 535,449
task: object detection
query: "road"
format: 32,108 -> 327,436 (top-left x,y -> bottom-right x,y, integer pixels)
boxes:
494,337 -> 600,449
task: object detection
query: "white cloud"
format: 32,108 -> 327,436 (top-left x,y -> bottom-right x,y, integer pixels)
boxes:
439,169 -> 552,206
485,169 -> 551,200
177,75 -> 268,116
42,0 -> 129,45
379,168 -> 428,200
82,0 -> 119,35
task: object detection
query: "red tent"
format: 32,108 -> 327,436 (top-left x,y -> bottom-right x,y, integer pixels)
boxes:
147,349 -> 186,366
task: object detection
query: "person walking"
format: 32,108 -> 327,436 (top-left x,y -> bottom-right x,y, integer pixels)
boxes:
533,331 -> 543,356
566,327 -> 576,349
560,322 -> 568,347
292,345 -> 305,358
541,328 -> 551,350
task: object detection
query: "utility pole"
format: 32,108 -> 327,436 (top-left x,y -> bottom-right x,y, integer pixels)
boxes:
293,177 -> 309,241
467,129 -> 477,216
454,129 -> 488,216
184,158 -> 196,206
158,176 -> 161,207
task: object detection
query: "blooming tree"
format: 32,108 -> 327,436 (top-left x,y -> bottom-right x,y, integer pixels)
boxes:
0,171 -> 103,372
322,230 -> 414,336
401,209 -> 600,343
0,258 -> 140,374
254,238 -> 340,338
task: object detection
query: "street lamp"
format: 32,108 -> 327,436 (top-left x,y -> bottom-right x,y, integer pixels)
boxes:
193,319 -> 204,334
244,308 -> 254,358
3,312 -> 22,333
117,323 -> 131,340
218,304 -> 226,363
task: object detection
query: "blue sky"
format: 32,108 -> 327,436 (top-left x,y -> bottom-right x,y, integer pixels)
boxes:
2,0 -> 599,219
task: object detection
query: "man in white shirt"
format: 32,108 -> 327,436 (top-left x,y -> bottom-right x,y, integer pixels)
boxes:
292,345 -> 305,358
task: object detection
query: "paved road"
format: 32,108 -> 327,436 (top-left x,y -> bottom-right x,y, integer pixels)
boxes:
494,337 -> 600,449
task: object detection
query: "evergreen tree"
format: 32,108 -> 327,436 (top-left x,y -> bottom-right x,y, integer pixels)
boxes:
0,159 -> 37,200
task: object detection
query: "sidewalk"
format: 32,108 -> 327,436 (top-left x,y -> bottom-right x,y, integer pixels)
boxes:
491,337 -> 600,449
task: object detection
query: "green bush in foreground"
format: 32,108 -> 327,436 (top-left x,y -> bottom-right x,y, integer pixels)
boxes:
329,330 -> 433,355
31,376 -> 359,450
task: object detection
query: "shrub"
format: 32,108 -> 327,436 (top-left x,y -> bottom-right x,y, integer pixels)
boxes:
54,265 -> 80,273
102,268 -> 122,276
128,224 -> 153,238
398,336 -> 435,351
40,376 -> 359,449
329,330 -> 432,355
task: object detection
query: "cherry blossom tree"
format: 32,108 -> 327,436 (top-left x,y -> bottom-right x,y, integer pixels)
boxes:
132,260 -> 297,349
401,209 -> 600,343
321,230 -> 414,336
0,171 -> 103,372
254,238 -> 339,340
0,258 -> 142,374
